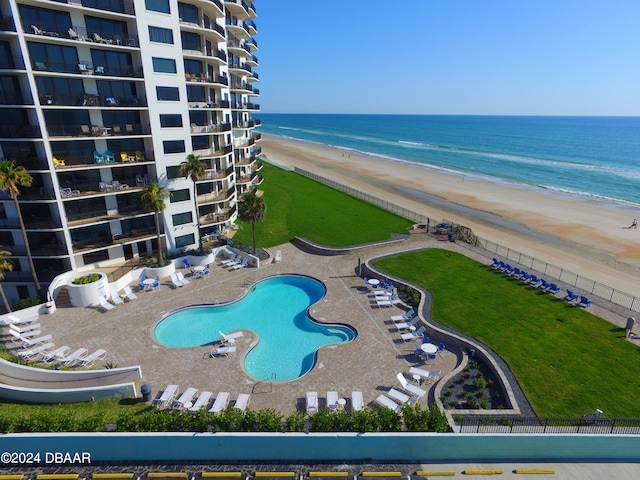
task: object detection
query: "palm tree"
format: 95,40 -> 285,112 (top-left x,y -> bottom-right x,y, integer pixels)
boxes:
0,249 -> 13,313
237,191 -> 266,254
179,154 -> 206,252
0,160 -> 40,292
140,182 -> 169,264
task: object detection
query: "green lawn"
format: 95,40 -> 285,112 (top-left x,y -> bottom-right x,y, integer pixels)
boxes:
232,162 -> 415,248
375,249 -> 640,418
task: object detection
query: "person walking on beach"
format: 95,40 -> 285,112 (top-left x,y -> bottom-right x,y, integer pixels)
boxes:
631,218 -> 638,229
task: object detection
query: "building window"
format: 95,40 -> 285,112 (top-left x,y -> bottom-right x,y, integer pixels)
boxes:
166,166 -> 181,179
145,0 -> 170,13
163,140 -> 185,154
175,233 -> 194,248
160,114 -> 183,128
149,26 -> 174,44
156,86 -> 179,101
172,211 -> 192,226
152,57 -> 176,74
170,189 -> 190,203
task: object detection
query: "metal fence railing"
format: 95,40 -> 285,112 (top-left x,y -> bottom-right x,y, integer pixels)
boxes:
292,166 -> 640,314
458,415 -> 640,434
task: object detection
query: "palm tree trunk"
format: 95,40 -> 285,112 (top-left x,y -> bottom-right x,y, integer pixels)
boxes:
0,284 -> 11,313
155,211 -> 163,264
13,197 -> 40,292
251,221 -> 257,254
193,185 -> 202,253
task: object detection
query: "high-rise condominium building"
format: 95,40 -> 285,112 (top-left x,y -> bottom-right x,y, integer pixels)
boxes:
0,0 -> 261,305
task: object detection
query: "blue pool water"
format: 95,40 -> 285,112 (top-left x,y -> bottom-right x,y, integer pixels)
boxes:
154,275 -> 356,382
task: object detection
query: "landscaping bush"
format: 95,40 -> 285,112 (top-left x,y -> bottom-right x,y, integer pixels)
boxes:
12,296 -> 41,311
71,273 -> 101,285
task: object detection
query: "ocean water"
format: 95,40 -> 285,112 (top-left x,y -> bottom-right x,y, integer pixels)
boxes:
259,114 -> 640,208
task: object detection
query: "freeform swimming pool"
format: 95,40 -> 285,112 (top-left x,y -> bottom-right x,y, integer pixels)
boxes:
154,275 -> 356,382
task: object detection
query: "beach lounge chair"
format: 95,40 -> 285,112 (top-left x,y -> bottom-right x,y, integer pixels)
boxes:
351,391 -> 364,412
173,387 -> 198,409
578,296 -> 592,308
10,322 -> 41,334
98,296 -> 115,311
375,394 -> 402,412
274,250 -> 282,263
306,391 -> 318,414
170,273 -> 184,288
231,259 -> 248,271
6,313 -> 38,325
110,287 -> 124,305
548,283 -> 561,294
538,279 -> 551,290
123,285 -> 138,301
19,342 -> 55,360
209,392 -> 230,413
401,325 -> 426,341
153,384 -> 179,408
42,345 -> 70,364
428,369 -> 442,380
220,253 -> 238,266
565,290 -> 579,302
409,366 -> 431,379
394,316 -> 419,331
387,387 -> 412,404
21,333 -> 51,347
80,348 -> 107,367
326,391 -> 339,411
391,309 -> 415,322
376,298 -> 392,307
188,391 -> 213,412
234,393 -> 250,411
211,345 -> 236,357
217,330 -> 244,344
9,329 -> 38,343
177,272 -> 190,284
59,347 -> 88,366
396,372 -> 427,397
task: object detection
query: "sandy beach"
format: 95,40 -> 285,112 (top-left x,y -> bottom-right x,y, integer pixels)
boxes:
261,134 -> 640,296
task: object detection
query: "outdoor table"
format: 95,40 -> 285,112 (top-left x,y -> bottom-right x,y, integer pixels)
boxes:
142,278 -> 155,291
193,265 -> 205,276
420,343 -> 438,354
337,398 -> 346,410
413,374 -> 422,385
367,279 -> 380,286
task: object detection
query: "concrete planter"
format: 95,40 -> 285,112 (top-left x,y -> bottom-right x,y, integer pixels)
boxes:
67,272 -> 109,308
143,262 -> 175,280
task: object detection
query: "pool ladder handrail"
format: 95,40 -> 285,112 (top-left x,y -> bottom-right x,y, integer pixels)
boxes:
252,372 -> 275,394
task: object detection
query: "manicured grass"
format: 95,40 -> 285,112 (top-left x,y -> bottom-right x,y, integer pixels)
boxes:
232,162 -> 415,248
375,248 -> 640,418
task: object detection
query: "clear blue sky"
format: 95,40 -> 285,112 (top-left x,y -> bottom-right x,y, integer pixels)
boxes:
255,0 -> 640,115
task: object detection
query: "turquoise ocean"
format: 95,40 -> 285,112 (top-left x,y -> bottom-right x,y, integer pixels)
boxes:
259,114 -> 640,208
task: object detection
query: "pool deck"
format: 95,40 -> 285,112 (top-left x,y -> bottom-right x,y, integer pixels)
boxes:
12,233 -> 630,414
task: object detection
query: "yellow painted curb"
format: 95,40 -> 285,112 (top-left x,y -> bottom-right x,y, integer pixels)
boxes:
201,474 -> 243,478
416,471 -> 456,476
0,476 -> 25,480
254,474 -> 296,478
462,471 -> 503,475
147,474 -> 188,479
514,470 -> 554,475
93,475 -> 135,479
362,473 -> 402,477
37,476 -> 80,480
309,474 -> 349,477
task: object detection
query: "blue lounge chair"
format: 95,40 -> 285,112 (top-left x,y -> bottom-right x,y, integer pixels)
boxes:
521,272 -> 531,282
529,275 -> 541,286
512,267 -> 522,277
564,290 -> 579,302
490,258 -> 500,268
578,296 -> 592,308
539,279 -> 550,290
182,258 -> 191,269
548,283 -> 561,294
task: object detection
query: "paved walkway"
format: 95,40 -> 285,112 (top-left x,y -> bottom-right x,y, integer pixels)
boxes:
7,232 -> 629,416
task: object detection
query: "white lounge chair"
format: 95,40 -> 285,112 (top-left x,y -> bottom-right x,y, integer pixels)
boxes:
123,285 -> 138,301
19,342 -> 55,360
376,298 -> 392,307
409,366 -> 431,379
395,317 -> 419,331
6,313 -> 38,325
231,259 -> 248,271
176,272 -> 190,284
10,328 -> 40,343
401,325 -> 426,341
10,322 -> 41,334
173,387 -> 198,409
234,393 -> 250,411
188,391 -> 213,412
306,391 -> 318,414
42,345 -> 70,364
220,254 -> 239,266
80,348 -> 107,367
60,348 -> 88,366
375,394 -> 402,412
397,372 -> 427,397
170,273 -> 184,288
274,250 -> 282,263
98,296 -> 115,311
211,345 -> 236,357
387,387 -> 411,404
217,330 -> 244,344
209,392 -> 230,413
153,384 -> 179,408
22,333 -> 51,347
428,369 -> 442,380
351,391 -> 364,412
326,391 -> 339,411
391,309 -> 415,322
110,287 -> 124,305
